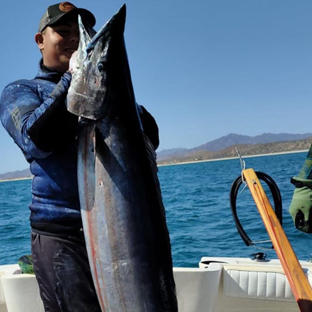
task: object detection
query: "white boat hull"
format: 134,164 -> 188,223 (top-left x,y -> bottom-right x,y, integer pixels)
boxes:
0,256 -> 307,311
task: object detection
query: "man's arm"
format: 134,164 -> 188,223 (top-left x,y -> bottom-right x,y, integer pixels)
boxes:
0,73 -> 76,159
289,144 -> 312,233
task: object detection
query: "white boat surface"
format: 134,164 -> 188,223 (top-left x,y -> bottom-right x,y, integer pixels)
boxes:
0,255 -> 308,312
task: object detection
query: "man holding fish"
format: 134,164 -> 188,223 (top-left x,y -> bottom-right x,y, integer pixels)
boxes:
0,2 -> 174,312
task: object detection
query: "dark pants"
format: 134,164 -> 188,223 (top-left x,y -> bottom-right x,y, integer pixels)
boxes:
31,232 -> 101,312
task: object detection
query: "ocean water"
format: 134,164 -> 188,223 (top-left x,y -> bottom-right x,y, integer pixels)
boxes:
1,151 -> 311,268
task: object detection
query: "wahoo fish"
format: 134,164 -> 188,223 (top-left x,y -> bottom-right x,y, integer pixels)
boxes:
67,4 -> 178,312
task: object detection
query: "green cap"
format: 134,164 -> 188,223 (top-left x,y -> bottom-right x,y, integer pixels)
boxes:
38,2 -> 96,32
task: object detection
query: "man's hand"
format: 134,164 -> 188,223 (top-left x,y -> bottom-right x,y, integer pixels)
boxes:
289,177 -> 312,233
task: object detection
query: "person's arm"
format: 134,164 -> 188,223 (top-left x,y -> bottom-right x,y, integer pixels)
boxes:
289,144 -> 312,233
0,72 -> 77,159
27,72 -> 78,152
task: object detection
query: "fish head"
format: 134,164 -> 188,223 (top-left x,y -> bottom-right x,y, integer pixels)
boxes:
67,5 -> 126,120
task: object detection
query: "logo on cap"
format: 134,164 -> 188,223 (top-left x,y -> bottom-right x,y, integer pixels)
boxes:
59,2 -> 77,13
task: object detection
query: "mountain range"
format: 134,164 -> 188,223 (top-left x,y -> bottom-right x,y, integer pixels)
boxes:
156,132 -> 312,164
1,132 -> 312,180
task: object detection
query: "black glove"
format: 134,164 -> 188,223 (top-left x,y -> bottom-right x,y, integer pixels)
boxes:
289,177 -> 312,233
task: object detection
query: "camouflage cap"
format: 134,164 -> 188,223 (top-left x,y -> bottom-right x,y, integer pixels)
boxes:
38,2 -> 96,32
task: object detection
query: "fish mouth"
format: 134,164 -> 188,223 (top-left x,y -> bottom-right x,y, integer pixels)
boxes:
294,210 -> 312,233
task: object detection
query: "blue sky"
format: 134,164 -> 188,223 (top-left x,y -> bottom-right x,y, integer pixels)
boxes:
0,0 -> 312,173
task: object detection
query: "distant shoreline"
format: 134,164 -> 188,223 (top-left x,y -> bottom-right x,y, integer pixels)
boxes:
157,149 -> 308,167
0,176 -> 33,183
0,149 -> 308,181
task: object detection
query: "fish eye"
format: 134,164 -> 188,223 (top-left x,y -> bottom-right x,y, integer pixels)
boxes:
97,63 -> 105,72
97,57 -> 107,72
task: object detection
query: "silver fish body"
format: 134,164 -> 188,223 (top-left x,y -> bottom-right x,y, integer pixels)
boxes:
67,5 -> 178,311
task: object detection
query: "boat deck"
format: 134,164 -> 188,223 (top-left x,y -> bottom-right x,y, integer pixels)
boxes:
1,256 -> 309,311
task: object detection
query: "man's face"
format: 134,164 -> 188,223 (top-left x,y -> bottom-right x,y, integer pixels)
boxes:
37,20 -> 79,73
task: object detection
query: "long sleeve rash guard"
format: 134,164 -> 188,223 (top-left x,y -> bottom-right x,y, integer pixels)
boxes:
0,61 -> 159,237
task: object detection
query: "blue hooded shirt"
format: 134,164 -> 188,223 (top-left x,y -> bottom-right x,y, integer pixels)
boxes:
0,62 -> 83,236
